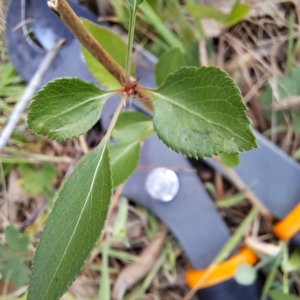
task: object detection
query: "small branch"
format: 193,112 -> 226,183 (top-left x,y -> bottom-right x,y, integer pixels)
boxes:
273,96 -> 300,111
48,0 -> 126,85
47,0 -> 152,111
0,39 -> 64,152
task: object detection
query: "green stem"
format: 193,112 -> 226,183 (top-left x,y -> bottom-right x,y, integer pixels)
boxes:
125,10 -> 136,83
99,234 -> 112,300
287,12 -> 295,73
260,251 -> 283,300
282,243 -> 289,294
105,97 -> 126,142
48,0 -> 126,85
48,0 -> 153,111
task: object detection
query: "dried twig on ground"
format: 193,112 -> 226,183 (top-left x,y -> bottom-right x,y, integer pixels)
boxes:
0,39 -> 65,152
0,169 -> 29,228
112,231 -> 166,300
273,96 -> 300,111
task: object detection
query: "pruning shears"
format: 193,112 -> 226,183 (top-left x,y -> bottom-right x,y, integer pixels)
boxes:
5,0 -> 300,299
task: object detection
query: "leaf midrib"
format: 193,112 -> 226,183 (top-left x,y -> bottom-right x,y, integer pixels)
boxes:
42,143 -> 107,299
150,91 -> 253,146
111,141 -> 139,166
38,93 -> 112,122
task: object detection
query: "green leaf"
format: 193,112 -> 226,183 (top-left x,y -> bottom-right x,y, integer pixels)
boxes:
149,67 -> 257,158
0,244 -> 9,255
112,111 -> 154,143
28,78 -> 112,141
0,62 -> 23,87
110,0 -> 129,25
110,111 -> 154,187
220,153 -> 240,168
227,4 -> 250,26
113,197 -> 130,247
260,85 -> 276,122
281,250 -> 300,272
165,0 -> 196,44
128,0 -> 145,13
5,225 -> 29,253
216,193 -> 245,208
81,19 -> 134,89
269,290 -> 298,300
260,68 -> 300,131
186,3 -> 250,27
234,263 -> 257,286
292,110 -> 300,133
186,3 -> 249,27
18,163 -> 57,197
0,226 -> 30,286
0,257 -> 28,287
27,140 -> 112,300
110,142 -> 140,188
155,48 -> 184,86
186,4 -> 227,21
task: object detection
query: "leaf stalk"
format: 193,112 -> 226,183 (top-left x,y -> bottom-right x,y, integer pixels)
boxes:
105,97 -> 127,142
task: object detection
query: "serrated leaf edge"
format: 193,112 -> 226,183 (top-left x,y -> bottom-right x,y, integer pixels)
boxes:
27,77 -> 113,141
147,66 -> 258,159
28,141 -> 113,300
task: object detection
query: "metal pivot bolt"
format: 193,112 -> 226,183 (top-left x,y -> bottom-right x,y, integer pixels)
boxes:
145,168 -> 180,202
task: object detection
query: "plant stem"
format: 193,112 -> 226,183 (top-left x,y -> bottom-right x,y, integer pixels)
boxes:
48,0 -> 126,84
125,10 -> 136,83
105,97 -> 126,142
282,243 -> 289,294
47,0 -> 152,110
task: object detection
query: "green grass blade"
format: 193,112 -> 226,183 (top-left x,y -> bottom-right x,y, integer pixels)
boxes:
260,251 -> 283,300
139,1 -> 184,52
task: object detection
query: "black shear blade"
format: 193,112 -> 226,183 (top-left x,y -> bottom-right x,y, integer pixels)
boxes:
122,134 -> 230,270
